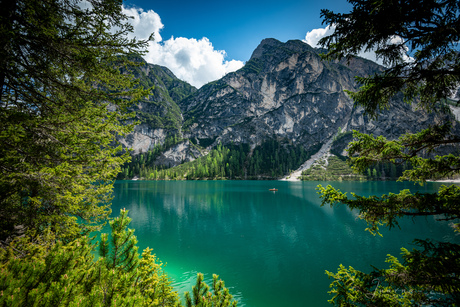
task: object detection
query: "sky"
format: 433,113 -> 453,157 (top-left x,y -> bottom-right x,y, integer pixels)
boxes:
121,0 -> 354,88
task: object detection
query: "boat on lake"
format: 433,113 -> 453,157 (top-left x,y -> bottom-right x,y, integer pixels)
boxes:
269,188 -> 278,191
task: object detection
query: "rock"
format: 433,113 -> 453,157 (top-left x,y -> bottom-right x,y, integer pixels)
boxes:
116,55 -> 197,157
120,40 -> 457,172
154,140 -> 203,168
180,38 -> 439,155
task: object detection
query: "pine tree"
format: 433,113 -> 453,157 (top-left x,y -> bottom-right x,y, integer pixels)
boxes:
0,209 -> 182,306
318,0 -> 460,304
0,0 -> 149,242
185,273 -> 237,307
98,209 -> 180,306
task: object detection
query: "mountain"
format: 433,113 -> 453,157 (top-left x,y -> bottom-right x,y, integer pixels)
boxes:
182,39 -> 449,152
118,39 -> 458,179
116,55 -> 196,155
180,38 -> 379,151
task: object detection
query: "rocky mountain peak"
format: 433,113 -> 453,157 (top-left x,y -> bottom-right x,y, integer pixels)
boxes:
180,39 -> 446,154
119,39 -> 452,174
249,38 -> 317,70
249,38 -> 284,60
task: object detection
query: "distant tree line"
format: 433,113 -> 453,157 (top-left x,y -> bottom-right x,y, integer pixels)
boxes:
122,135 -> 413,182
364,161 -> 412,180
119,139 -> 317,180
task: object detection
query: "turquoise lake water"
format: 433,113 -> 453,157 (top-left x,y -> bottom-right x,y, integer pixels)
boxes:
111,180 -> 459,306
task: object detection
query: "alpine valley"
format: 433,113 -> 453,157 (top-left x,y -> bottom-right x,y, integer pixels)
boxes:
117,38 -> 460,180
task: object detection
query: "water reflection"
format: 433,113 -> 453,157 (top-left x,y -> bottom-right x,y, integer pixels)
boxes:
111,180 -> 459,307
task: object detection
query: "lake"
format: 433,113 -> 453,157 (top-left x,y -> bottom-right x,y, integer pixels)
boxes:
111,180 -> 459,306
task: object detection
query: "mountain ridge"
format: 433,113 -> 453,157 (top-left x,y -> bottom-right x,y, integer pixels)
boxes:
116,39 -> 457,179
180,38 -> 384,152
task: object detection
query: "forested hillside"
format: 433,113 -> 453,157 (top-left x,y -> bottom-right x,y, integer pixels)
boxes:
116,55 -> 196,155
117,38 -> 455,181
119,139 -> 319,180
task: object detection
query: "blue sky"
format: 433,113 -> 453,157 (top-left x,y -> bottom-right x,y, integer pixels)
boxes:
121,0 -> 353,87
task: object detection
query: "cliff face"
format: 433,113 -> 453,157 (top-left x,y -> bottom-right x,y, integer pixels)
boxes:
122,39 -> 455,169
179,39 -> 433,153
181,39 -> 454,154
116,56 -> 197,155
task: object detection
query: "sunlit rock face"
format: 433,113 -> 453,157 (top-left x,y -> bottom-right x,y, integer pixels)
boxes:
121,40 -> 455,165
179,38 -> 441,153
115,56 -> 197,159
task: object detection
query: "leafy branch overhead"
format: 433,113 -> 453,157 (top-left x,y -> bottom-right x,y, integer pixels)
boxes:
319,0 -> 460,305
326,240 -> 460,306
317,184 -> 460,235
348,124 -> 460,182
320,0 -> 460,117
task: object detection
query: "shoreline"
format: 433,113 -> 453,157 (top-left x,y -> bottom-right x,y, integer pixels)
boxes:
126,177 -> 460,183
427,179 -> 460,183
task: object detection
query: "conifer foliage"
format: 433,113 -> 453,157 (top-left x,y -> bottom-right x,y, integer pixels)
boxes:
0,1 -> 238,306
0,209 -> 237,306
0,0 -> 149,241
318,0 -> 460,305
185,273 -> 237,307
0,209 -> 181,306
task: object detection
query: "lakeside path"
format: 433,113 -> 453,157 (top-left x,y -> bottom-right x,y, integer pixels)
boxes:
428,179 -> 460,183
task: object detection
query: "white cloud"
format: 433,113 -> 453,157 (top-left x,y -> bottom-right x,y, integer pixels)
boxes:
122,6 -> 244,88
304,26 -> 414,66
145,37 -> 244,88
122,7 -> 164,42
304,25 -> 383,65
304,25 -> 335,48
